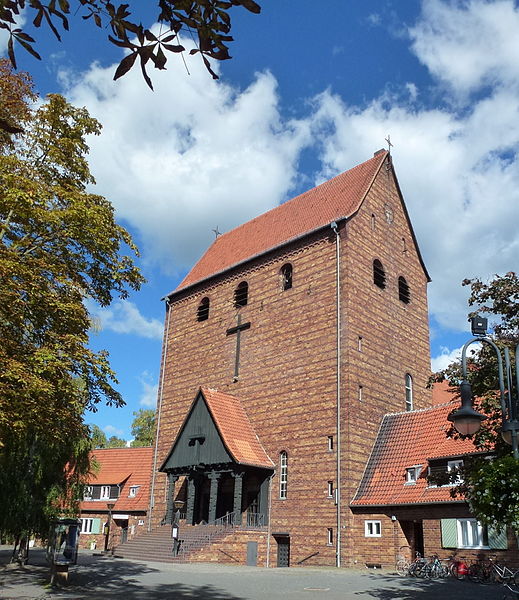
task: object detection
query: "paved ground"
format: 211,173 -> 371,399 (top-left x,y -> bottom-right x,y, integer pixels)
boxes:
0,546 -> 515,599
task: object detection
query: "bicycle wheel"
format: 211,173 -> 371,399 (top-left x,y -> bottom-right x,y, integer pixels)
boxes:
468,563 -> 482,583
396,559 -> 409,576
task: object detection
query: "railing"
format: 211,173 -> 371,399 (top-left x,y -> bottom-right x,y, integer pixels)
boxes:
245,512 -> 265,528
214,512 -> 236,527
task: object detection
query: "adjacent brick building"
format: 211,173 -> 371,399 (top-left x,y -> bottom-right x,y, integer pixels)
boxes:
144,149 -> 435,567
78,447 -> 152,551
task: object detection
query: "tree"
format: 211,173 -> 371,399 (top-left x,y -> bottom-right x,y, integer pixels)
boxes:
0,60 -> 144,546
130,408 -> 155,447
89,424 -> 108,448
1,0 -> 261,89
107,435 -> 126,448
435,272 -> 519,532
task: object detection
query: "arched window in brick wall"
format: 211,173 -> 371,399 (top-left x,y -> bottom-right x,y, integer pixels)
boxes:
234,281 -> 248,307
405,374 -> 413,411
280,263 -> 293,291
398,276 -> 411,304
373,259 -> 386,289
279,451 -> 288,499
197,297 -> 210,321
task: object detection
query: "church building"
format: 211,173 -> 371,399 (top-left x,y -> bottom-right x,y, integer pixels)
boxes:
145,149 -> 433,567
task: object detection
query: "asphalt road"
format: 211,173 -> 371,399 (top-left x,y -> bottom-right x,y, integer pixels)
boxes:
0,547 -> 514,600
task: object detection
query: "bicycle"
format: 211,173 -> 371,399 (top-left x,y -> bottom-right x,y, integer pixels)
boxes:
422,554 -> 449,579
395,545 -> 411,576
446,554 -> 468,580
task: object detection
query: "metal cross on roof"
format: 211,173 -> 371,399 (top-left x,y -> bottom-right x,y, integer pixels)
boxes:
212,226 -> 222,239
385,135 -> 394,154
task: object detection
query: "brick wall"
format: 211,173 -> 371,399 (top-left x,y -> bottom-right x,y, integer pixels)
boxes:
151,155 -> 432,567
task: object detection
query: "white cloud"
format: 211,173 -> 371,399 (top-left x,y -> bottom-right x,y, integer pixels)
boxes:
61,39 -> 311,276
138,371 -> 158,408
89,300 -> 163,339
431,345 -> 462,372
409,0 -> 519,96
104,424 -> 124,437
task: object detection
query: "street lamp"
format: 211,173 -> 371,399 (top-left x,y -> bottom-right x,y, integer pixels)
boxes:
106,502 -> 115,552
448,316 -> 519,458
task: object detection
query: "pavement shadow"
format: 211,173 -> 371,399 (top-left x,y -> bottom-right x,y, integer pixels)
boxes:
0,547 -> 245,600
357,573 -> 501,600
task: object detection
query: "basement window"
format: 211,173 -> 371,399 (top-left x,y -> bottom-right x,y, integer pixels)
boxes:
373,260 -> 386,289
398,276 -> 410,304
234,281 -> 248,307
197,297 -> 210,321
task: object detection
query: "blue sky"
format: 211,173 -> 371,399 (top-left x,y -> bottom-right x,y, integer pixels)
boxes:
3,1 -> 519,440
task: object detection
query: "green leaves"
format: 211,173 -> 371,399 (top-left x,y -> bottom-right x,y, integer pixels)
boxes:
0,61 -> 143,542
0,1 -> 261,91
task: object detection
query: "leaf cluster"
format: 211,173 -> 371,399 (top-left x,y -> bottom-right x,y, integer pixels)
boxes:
1,0 -> 261,89
130,408 -> 155,447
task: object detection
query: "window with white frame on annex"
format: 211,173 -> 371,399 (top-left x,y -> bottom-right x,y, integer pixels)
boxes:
327,481 -> 334,497
80,518 -> 94,534
83,485 -> 93,500
365,520 -> 382,537
129,485 -> 140,498
457,519 -> 488,549
405,373 -> 413,411
327,435 -> 334,452
279,451 -> 288,499
100,485 -> 111,500
447,460 -> 464,484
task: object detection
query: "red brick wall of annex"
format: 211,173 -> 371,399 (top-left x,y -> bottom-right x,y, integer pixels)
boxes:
151,155 -> 431,567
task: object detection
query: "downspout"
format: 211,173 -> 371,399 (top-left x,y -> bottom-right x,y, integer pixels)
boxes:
266,473 -> 274,568
148,298 -> 172,532
331,221 -> 341,568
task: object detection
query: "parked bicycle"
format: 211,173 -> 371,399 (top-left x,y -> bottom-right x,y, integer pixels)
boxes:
446,554 -> 468,580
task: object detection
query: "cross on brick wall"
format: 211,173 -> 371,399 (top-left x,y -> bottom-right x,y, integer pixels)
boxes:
226,314 -> 251,379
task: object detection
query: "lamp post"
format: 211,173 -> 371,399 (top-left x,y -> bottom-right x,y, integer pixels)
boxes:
106,502 -> 115,552
448,316 -> 519,459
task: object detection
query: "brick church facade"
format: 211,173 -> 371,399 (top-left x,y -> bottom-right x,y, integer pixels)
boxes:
146,149 -> 434,567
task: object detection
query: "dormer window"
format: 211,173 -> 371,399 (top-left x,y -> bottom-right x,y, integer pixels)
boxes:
197,297 -> 210,321
129,485 -> 140,498
83,485 -> 93,500
447,460 -> 464,484
280,263 -> 293,291
405,466 -> 421,484
234,281 -> 248,307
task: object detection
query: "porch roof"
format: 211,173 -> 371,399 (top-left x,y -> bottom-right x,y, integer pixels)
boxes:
201,387 -> 274,469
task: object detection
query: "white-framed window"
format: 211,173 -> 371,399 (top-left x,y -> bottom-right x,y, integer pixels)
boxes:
327,481 -> 334,498
405,466 -> 420,484
457,519 -> 488,549
80,518 -> 94,534
327,528 -> 334,546
128,485 -> 140,498
358,385 -> 363,402
83,485 -> 93,500
447,460 -> 464,484
138,519 -> 145,526
365,520 -> 381,537
327,436 -> 334,452
405,374 -> 413,411
100,485 -> 111,500
279,451 -> 288,500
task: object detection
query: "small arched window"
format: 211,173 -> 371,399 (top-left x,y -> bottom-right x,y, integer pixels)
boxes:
371,213 -> 376,231
405,374 -> 413,411
279,451 -> 288,499
373,259 -> 386,289
197,297 -> 210,321
234,281 -> 248,307
281,263 -> 293,291
398,276 -> 410,304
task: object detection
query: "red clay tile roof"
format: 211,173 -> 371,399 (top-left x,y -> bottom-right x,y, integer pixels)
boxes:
201,387 -> 274,469
432,380 -> 458,406
351,403 -> 481,507
80,447 -> 153,513
174,151 -> 389,292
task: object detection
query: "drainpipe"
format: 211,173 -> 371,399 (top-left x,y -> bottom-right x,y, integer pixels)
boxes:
148,298 -> 172,532
330,221 -> 341,568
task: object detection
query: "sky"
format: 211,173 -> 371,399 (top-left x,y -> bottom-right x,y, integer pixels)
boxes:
2,0 -> 519,441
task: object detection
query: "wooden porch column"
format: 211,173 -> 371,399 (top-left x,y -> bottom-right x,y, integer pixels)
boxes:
186,476 -> 196,525
232,472 -> 244,525
208,473 -> 221,524
164,473 -> 178,525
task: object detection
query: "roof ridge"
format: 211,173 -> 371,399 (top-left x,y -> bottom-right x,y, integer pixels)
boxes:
383,400 -> 459,419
